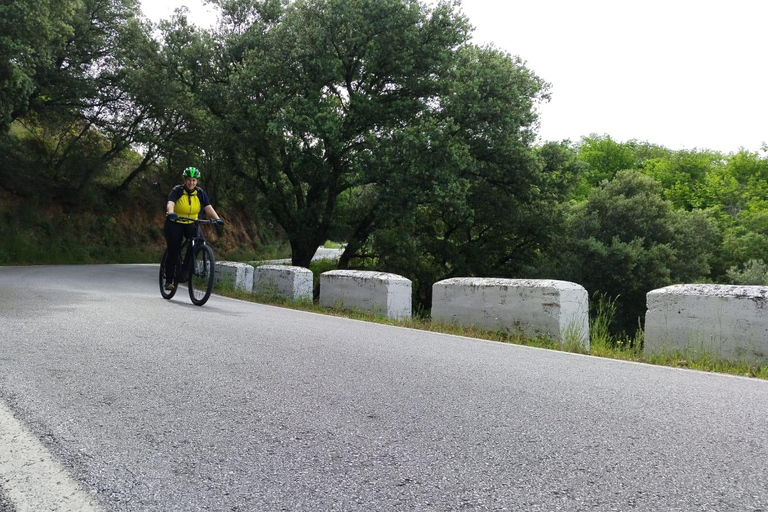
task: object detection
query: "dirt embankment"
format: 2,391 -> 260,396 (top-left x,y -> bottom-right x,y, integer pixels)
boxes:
0,186 -> 266,264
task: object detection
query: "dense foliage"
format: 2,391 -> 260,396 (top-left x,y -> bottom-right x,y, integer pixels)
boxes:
2,0 -> 768,336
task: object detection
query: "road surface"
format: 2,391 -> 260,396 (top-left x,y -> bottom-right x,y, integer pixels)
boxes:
0,264 -> 767,511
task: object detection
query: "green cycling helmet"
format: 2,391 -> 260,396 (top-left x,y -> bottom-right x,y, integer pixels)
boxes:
182,166 -> 201,179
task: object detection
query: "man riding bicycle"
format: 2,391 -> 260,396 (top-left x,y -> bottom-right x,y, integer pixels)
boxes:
164,166 -> 224,291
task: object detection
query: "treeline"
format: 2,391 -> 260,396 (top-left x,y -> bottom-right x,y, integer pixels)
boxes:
532,137 -> 768,334
2,0 -> 766,335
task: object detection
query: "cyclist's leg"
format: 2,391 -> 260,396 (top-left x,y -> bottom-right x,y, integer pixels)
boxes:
164,219 -> 185,285
159,250 -> 177,299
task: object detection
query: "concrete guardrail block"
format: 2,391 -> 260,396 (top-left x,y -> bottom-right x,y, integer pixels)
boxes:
319,270 -> 411,320
214,261 -> 254,293
253,265 -> 313,302
645,284 -> 768,363
431,278 -> 589,349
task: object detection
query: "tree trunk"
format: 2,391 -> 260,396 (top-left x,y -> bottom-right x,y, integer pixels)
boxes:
337,208 -> 377,269
114,150 -> 155,193
291,233 -> 325,268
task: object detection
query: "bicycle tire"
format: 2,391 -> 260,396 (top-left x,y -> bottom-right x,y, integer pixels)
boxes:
188,243 -> 215,306
159,250 -> 177,299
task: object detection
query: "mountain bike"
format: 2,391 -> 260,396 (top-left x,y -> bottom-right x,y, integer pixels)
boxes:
159,217 -> 219,306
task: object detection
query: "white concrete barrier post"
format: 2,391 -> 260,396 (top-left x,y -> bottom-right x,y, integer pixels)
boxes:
253,265 -> 313,302
214,261 -> 254,293
431,278 -> 589,349
645,284 -> 768,363
319,270 -> 412,320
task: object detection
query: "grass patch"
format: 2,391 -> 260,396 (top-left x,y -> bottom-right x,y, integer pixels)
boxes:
215,282 -> 579,352
212,281 -> 768,381
643,347 -> 768,379
588,293 -> 644,360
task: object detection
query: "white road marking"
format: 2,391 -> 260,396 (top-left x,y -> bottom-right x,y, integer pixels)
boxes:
0,398 -> 101,512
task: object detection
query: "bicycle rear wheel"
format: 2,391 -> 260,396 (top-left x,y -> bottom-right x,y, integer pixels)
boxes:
159,250 -> 177,299
188,243 -> 215,306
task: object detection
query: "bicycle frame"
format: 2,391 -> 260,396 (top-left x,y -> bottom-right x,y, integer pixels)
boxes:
178,227 -> 207,281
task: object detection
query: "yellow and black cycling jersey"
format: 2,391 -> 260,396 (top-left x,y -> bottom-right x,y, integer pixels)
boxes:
168,185 -> 211,224
167,185 -> 211,224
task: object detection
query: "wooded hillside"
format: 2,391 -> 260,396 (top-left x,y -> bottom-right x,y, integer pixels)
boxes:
3,0 -> 767,336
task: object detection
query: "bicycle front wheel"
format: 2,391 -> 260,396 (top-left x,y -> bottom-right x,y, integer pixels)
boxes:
159,250 -> 177,300
188,244 -> 215,306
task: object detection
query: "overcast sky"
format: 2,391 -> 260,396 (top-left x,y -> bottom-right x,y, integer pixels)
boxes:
140,0 -> 768,154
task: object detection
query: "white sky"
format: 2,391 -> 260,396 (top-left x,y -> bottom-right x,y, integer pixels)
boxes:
140,0 -> 768,154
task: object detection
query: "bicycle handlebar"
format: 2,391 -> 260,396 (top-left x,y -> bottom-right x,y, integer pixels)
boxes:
174,216 -> 222,224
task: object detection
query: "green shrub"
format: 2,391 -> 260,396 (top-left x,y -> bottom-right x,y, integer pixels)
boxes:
725,259 -> 768,285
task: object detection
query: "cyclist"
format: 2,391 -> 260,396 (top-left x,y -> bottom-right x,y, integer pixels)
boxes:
164,166 -> 224,290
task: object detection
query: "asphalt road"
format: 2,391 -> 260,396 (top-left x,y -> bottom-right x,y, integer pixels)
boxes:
1,264 -> 767,511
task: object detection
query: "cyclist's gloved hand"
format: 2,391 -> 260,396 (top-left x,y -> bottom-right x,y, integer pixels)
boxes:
166,212 -> 179,222
215,219 -> 225,226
